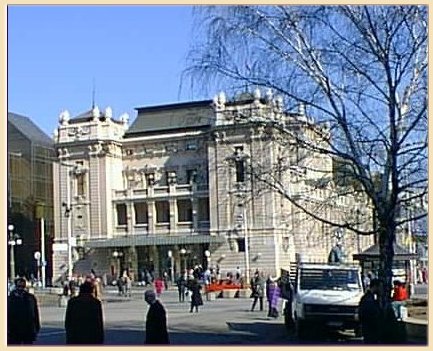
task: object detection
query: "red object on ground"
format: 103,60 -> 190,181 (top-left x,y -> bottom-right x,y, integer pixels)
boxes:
205,280 -> 241,293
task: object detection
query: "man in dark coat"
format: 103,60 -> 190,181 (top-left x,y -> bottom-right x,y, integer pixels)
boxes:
358,278 -> 384,343
176,273 -> 187,302
65,280 -> 104,344
144,290 -> 170,344
250,272 -> 265,311
188,278 -> 204,313
7,277 -> 41,344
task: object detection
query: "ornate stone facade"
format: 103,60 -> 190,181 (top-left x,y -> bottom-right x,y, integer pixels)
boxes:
52,93 -> 373,284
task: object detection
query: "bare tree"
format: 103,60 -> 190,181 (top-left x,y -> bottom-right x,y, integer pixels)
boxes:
184,5 -> 427,298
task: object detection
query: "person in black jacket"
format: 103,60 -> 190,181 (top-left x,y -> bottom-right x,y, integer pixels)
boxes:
188,278 -> 204,313
144,290 -> 170,344
358,278 -> 384,343
65,280 -> 104,344
7,277 -> 41,344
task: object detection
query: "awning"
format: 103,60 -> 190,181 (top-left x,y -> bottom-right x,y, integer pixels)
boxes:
85,234 -> 226,248
353,243 -> 418,261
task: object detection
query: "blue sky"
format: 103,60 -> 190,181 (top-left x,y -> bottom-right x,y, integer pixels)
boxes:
8,5 -> 207,136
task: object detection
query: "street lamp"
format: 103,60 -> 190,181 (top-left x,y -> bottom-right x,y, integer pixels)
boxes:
168,250 -> 174,285
8,224 -> 22,280
180,248 -> 187,272
62,198 -> 73,281
112,250 -> 124,278
204,250 -> 211,269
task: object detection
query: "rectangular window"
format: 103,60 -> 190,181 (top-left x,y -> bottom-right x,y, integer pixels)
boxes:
76,173 -> 86,196
186,169 -> 197,183
134,202 -> 148,224
146,173 -> 155,186
177,199 -> 192,222
197,198 -> 209,221
156,201 -> 170,223
237,238 -> 246,252
186,142 -> 197,151
116,204 -> 127,225
235,146 -> 245,183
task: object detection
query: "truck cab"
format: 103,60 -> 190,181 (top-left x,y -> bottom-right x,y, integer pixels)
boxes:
282,262 -> 364,338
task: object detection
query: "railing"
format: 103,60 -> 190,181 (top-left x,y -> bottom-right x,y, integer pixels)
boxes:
197,221 -> 210,229
113,182 -> 210,200
132,189 -> 148,196
155,223 -> 170,232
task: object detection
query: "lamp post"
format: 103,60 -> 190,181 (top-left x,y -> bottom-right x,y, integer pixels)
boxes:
167,250 -> 174,285
180,248 -> 187,272
8,224 -> 22,280
112,250 -> 124,278
204,250 -> 211,270
63,195 -> 73,281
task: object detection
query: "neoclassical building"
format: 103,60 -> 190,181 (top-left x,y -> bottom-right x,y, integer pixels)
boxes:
52,91 -> 373,284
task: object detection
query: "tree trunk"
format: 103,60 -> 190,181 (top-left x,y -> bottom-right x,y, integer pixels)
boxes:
377,222 -> 396,305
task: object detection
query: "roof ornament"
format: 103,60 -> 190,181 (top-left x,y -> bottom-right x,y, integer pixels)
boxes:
218,91 -> 226,105
119,112 -> 129,125
254,88 -> 261,100
105,106 -> 113,119
59,110 -> 70,125
298,102 -> 306,116
265,88 -> 273,102
92,105 -> 100,120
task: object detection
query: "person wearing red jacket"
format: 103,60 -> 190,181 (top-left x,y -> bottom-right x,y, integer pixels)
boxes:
154,277 -> 164,297
391,280 -> 408,320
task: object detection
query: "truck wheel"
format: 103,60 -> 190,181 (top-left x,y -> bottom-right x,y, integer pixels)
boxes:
354,325 -> 362,338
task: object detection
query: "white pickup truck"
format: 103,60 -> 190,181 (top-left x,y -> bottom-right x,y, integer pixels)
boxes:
282,262 -> 364,339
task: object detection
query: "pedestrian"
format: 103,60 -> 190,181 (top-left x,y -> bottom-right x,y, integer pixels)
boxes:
117,276 -> 124,296
176,273 -> 187,302
65,280 -> 104,344
391,280 -> 408,320
421,266 -> 428,284
7,277 -> 41,344
144,290 -> 170,344
250,272 -> 265,312
154,276 -> 164,297
235,266 -> 242,281
266,277 -> 280,317
358,278 -> 384,343
163,271 -> 169,290
188,278 -> 204,313
69,278 -> 77,297
124,275 -> 132,298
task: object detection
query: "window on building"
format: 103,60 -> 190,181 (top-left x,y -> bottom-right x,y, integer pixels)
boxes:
76,173 -> 86,196
186,142 -> 197,151
237,238 -> 246,252
156,201 -> 170,223
186,169 -> 197,183
197,198 -> 210,221
116,204 -> 127,225
177,199 -> 192,222
235,146 -> 245,183
134,202 -> 148,224
146,173 -> 155,186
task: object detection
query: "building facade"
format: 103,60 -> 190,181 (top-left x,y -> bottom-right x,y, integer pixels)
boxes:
8,112 -> 55,284
52,91 -> 373,284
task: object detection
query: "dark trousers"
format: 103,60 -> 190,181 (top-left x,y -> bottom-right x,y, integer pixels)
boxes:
251,296 -> 263,311
178,289 -> 185,302
190,302 -> 199,312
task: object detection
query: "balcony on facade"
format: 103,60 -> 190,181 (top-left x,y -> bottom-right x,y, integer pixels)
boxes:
112,182 -> 210,237
113,182 -> 209,201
